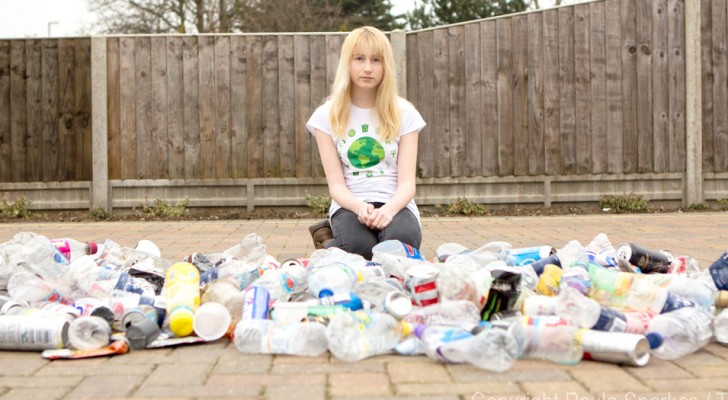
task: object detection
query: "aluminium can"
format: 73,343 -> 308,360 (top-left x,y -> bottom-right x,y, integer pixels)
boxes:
616,243 -> 672,274
580,330 -> 651,367
508,246 -> 556,267
122,305 -> 160,331
404,264 -> 440,307
0,315 -> 70,351
242,286 -> 270,321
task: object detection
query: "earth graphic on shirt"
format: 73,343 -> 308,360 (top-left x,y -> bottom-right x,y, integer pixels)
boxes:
347,137 -> 385,169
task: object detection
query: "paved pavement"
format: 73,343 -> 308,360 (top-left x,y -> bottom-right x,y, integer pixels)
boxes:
1,213 -> 728,400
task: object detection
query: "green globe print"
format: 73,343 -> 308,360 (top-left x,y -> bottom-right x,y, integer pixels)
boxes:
347,137 -> 385,169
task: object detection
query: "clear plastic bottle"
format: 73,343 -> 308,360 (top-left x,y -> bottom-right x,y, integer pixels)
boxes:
404,300 -> 481,331
201,278 -> 246,325
327,310 -> 412,362
520,315 -> 583,364
643,273 -> 718,311
164,262 -> 200,337
352,279 -> 411,318
51,238 -> 98,262
555,240 -> 588,270
647,306 -> 713,360
250,260 -> 308,301
68,315 -> 112,350
69,255 -> 152,299
585,233 -> 618,268
5,232 -> 70,283
7,271 -> 68,305
307,262 -> 358,298
588,263 -> 678,314
371,240 -> 425,279
713,308 -> 728,345
233,318 -> 328,356
555,287 -> 627,332
200,258 -> 262,289
436,259 -> 492,309
221,233 -> 268,267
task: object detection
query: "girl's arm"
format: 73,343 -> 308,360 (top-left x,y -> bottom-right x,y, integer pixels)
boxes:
313,129 -> 374,223
367,132 -> 419,230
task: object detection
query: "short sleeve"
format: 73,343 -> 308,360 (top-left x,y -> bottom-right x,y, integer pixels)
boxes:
399,99 -> 426,137
306,101 -> 333,136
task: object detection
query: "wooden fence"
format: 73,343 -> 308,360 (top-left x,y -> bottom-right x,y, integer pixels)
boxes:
0,0 -> 726,211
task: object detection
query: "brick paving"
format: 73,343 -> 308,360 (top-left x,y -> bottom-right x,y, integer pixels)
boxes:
0,213 -> 727,400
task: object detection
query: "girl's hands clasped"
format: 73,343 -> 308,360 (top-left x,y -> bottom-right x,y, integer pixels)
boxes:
367,206 -> 396,230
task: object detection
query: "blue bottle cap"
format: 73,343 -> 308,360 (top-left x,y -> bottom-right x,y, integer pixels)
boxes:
344,293 -> 363,310
645,332 -> 663,349
318,288 -> 334,298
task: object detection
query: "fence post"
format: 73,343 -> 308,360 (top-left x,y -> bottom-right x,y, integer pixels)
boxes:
684,0 -> 703,207
390,29 -> 407,97
91,36 -> 109,211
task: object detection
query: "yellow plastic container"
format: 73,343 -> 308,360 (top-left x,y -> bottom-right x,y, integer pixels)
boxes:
165,262 -> 200,337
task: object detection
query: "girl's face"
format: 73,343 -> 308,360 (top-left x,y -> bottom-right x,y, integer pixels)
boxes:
349,45 -> 384,92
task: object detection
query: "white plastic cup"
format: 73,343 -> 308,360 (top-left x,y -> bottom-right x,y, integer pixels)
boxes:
193,302 -> 232,341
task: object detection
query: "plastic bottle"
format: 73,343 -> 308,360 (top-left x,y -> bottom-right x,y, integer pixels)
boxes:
535,264 -> 563,296
555,240 -> 589,271
327,310 -> 412,362
404,300 -> 481,331
221,233 -> 268,268
436,259 -> 493,308
435,242 -> 471,262
233,318 -> 328,356
51,238 -> 98,262
352,279 -> 412,318
642,273 -> 719,311
68,315 -> 112,350
713,308 -> 728,345
706,250 -> 728,290
520,315 -> 583,364
307,262 -> 359,298
5,232 -> 70,283
371,240 -> 425,279
555,287 -> 627,332
201,278 -> 246,325
69,255 -> 152,299
558,261 -> 592,296
585,233 -> 618,268
164,262 -> 200,337
250,259 -> 308,301
7,271 -> 68,305
199,259 -> 261,289
646,306 -> 713,360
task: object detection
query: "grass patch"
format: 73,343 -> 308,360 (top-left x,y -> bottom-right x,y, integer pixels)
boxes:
1,195 -> 33,219
137,197 -> 190,218
599,193 -> 652,213
305,194 -> 331,215
435,197 -> 489,216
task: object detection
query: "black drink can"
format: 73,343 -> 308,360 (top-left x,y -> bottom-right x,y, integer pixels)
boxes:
615,243 -> 672,274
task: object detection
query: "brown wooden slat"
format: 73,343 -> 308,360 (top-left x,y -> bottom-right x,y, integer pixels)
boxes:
416,30 -> 435,178
621,0 -> 638,174
214,36 -> 231,179
263,35 -> 280,177
528,12 -> 545,176
574,5 -> 592,175
590,2 -> 608,174
0,41 -> 10,182
652,0 -> 670,172
497,18 -> 514,176
134,37 -> 152,180
198,36 -> 215,179
247,36 -> 264,178
182,36 -> 200,179
9,40 -> 27,182
464,23 -> 482,177
481,21 -> 499,177
150,37 -> 169,179
25,40 -> 41,182
606,0 -> 623,174
74,39 -> 92,181
107,38 -> 121,180
293,35 -> 310,178
309,35 -> 326,178
668,0 -> 686,172
325,35 -> 342,92
166,36 -> 185,179
559,8 -> 576,175
56,39 -> 76,181
40,39 -> 58,182
119,37 -> 137,180
636,0 -> 653,172
701,0 -> 714,172
543,10 -> 561,175
230,35 -> 248,179
511,15 -> 528,176
433,28 -> 451,177
712,0 -> 728,172
278,35 -> 295,178
448,25 -> 466,177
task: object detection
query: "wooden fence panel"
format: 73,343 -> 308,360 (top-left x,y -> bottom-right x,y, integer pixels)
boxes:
497,18 -> 514,176
0,41 -> 10,182
107,38 -> 121,180
246,36 -> 264,178
57,40 -> 76,181
590,2 -> 608,174
701,0 -> 714,172
433,28 -> 451,177
119,37 -> 137,179
605,0 -> 623,174
198,36 -> 215,179
528,13 -> 545,176
74,39 -> 92,181
480,21 -> 499,177
668,0 -> 685,173
182,36 -> 200,179
511,15 -> 528,176
636,0 -> 653,172
559,8 -> 576,175
543,10 -> 561,175
448,25 -> 466,177
166,37 -> 185,179
231,35 -> 248,179
415,30 -> 435,178
293,35 -> 311,178
653,0 -> 670,173
151,37 -> 169,179
712,0 -> 728,172
214,36 -> 231,179
574,5 -> 592,174
263,36 -> 280,178
9,41 -> 26,182
278,35 -> 296,178
621,0 -> 638,174
464,23 -> 482,177
41,40 -> 59,182
134,37 -> 152,180
309,35 -> 326,178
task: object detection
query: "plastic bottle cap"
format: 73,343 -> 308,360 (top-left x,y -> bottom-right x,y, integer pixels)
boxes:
88,241 -> 98,255
400,321 -> 413,337
716,291 -> 728,308
318,289 -> 334,299
645,332 -> 663,349
413,324 -> 427,339
170,308 -> 195,337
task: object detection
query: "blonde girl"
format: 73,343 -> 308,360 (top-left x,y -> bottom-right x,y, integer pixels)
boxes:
306,26 -> 426,260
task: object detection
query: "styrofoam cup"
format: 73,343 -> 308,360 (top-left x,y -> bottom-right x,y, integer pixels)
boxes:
193,302 -> 232,341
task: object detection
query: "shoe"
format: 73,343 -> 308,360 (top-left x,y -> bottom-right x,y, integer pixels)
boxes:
309,220 -> 333,249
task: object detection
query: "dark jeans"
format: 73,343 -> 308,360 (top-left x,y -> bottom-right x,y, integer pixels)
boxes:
326,202 -> 422,260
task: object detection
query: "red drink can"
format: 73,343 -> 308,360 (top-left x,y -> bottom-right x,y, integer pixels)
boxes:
404,264 -> 439,307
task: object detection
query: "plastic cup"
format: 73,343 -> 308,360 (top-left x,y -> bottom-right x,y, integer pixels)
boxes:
193,302 -> 232,341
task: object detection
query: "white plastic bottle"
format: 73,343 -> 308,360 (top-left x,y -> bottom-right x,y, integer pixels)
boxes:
713,308 -> 728,345
68,315 -> 112,350
404,300 -> 481,331
6,232 -> 70,283
327,310 -> 412,362
251,260 -> 308,301
520,315 -> 583,364
233,319 -> 328,356
371,240 -> 425,279
307,262 -> 358,298
647,306 -> 713,360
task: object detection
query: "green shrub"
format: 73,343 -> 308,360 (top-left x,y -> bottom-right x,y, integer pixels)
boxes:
599,193 -> 651,213
305,194 -> 331,215
436,197 -> 488,216
89,207 -> 111,220
1,195 -> 32,219
686,203 -> 711,212
139,197 -> 190,218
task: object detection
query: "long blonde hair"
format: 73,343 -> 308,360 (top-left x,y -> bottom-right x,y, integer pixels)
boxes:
328,26 -> 401,141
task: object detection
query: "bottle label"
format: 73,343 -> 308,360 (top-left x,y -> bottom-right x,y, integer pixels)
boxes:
401,243 -> 423,260
593,306 -> 627,332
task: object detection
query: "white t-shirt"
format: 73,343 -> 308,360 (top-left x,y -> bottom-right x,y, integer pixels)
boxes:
306,98 -> 427,221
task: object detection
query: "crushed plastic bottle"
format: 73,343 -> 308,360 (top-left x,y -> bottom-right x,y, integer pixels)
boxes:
371,240 -> 425,279
233,319 -> 328,356
68,316 -> 112,350
307,261 -> 359,298
51,238 -> 98,262
647,306 -> 713,360
327,310 -> 412,362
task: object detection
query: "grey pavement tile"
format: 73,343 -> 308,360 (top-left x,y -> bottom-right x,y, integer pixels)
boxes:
0,387 -> 70,400
65,375 -> 147,399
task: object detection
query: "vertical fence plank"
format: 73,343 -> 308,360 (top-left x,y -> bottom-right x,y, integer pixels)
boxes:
134,37 -> 152,180
543,10 -> 561,175
433,28 -> 451,177
605,0 -> 623,174
198,36 -> 215,179
512,15 -> 529,176
119,37 -> 136,179
40,39 -> 58,182
247,36 -> 264,178
75,39 -> 92,181
448,25 -> 466,177
231,36 -> 248,179
590,2 -> 608,174
668,0 -> 686,172
528,12 -> 545,176
559,8 -> 576,175
10,41 -> 26,182
278,35 -> 295,178
107,38 -> 121,180
57,40 -> 76,181
636,0 -> 654,172
0,41 -> 9,182
653,0 -> 670,172
151,37 -> 169,179
701,0 -> 714,172
621,0 -> 638,173
309,35 -> 326,178
182,36 -> 200,179
497,18 -> 514,176
481,21 -> 499,176
166,37 -> 185,179
325,35 -> 342,93
25,40 -> 41,182
263,36 -> 280,177
712,0 -> 728,171
293,35 -> 310,178
574,5 -> 592,175
214,36 -> 231,179
416,30 -> 435,178
464,23 -> 482,177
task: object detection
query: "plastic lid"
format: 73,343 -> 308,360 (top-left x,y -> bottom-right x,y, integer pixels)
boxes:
318,288 -> 334,299
716,291 -> 728,308
88,241 -> 98,255
384,291 -> 413,319
170,308 -> 195,337
344,293 -> 363,311
413,324 -> 427,339
645,332 -> 663,349
400,321 -> 413,337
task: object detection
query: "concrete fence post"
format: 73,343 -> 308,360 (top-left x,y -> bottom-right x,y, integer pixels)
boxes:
685,0 -> 703,207
390,29 -> 407,97
91,36 -> 110,211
